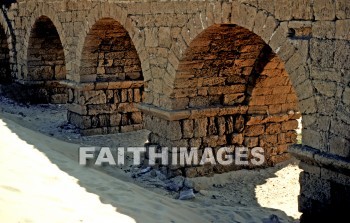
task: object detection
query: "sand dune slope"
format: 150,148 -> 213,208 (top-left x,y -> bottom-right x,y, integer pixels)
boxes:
0,116 -> 295,223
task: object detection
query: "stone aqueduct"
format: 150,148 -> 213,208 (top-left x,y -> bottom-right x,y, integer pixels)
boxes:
0,0 -> 349,221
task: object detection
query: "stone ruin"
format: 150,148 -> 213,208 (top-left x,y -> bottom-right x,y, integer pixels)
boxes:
0,0 -> 349,221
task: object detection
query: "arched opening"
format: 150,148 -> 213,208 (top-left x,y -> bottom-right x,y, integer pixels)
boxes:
80,18 -> 143,82
68,18 -> 144,135
27,16 -> 67,103
167,24 -> 302,175
0,25 -> 11,84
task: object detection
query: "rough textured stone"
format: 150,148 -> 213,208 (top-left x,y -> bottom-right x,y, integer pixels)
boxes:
313,0 -> 336,21
1,1 -> 350,220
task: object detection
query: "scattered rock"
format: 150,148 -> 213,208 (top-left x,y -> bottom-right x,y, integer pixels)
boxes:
184,178 -> 195,189
165,176 -> 185,192
166,182 -> 180,192
156,171 -> 167,181
172,176 -> 185,188
132,166 -> 152,178
199,190 -> 210,196
150,170 -> 157,177
179,189 -> 195,200
139,166 -> 152,174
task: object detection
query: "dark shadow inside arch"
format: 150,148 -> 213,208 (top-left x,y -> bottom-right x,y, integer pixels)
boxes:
0,24 -> 11,84
26,16 -> 67,104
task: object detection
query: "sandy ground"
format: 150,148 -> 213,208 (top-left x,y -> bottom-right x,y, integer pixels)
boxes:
0,96 -> 302,223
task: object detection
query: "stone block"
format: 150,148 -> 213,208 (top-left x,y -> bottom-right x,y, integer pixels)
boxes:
292,0 -> 313,20
310,39 -> 334,68
208,117 -> 217,135
269,104 -> 282,114
335,20 -> 350,40
282,120 -> 299,131
330,119 -> 350,139
231,2 -> 257,30
336,0 -> 350,19
315,96 -> 336,115
244,125 -> 265,137
202,135 -> 219,148
313,80 -> 337,97
269,153 -> 291,165
299,97 -> 317,114
230,133 -> 244,145
310,67 -> 343,82
244,137 -> 259,147
194,118 -> 208,138
313,0 -> 336,21
182,119 -> 194,139
258,0 -> 274,14
83,90 -> 107,105
145,28 -> 158,47
189,96 -> 209,108
158,27 -> 171,48
265,94 -> 287,105
312,21 -> 335,39
302,129 -> 327,152
131,112 -> 143,124
217,117 -> 226,136
166,121 -> 182,141
189,138 -> 202,148
334,40 -> 350,70
329,135 -> 350,158
235,115 -> 245,132
110,114 -> 122,127
266,123 -> 282,134
274,0 -> 292,20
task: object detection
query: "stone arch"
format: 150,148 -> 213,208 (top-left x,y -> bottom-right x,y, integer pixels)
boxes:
67,14 -> 145,135
145,23 -> 302,176
22,4 -> 68,80
79,17 -> 143,83
27,16 -> 66,81
75,3 -> 149,83
25,15 -> 67,103
167,2 -> 315,117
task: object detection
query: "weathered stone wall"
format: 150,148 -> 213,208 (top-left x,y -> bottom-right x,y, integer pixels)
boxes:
67,80 -> 144,135
143,24 -> 301,176
291,145 -> 350,221
67,17 -> 144,135
0,0 -> 349,220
